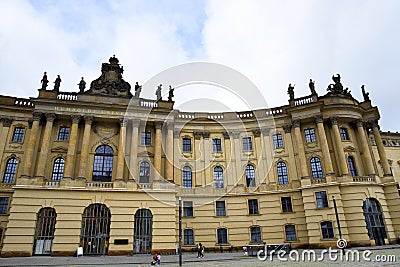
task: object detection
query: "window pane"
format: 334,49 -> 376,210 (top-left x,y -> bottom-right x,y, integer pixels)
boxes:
304,128 -> 316,143
182,138 -> 192,152
182,166 -> 192,188
0,197 -> 9,214
277,162 -> 288,185
141,132 -> 151,146
248,199 -> 258,215
242,137 -> 252,151
285,225 -> 297,241
217,228 -> 227,244
245,165 -> 256,187
340,128 -> 350,140
184,229 -> 194,245
347,156 -> 357,176
321,221 -> 334,239
51,157 -> 65,181
214,166 -> 224,188
92,145 -> 113,182
310,157 -> 323,178
316,191 -> 328,208
212,138 -> 222,152
57,127 -> 70,141
281,197 -> 292,213
139,162 -> 150,183
3,158 -> 18,183
12,127 -> 25,142
250,226 -> 261,243
216,201 -> 226,216
183,201 -> 193,217
273,134 -> 284,149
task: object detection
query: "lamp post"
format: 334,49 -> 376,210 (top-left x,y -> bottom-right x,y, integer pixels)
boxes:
332,196 -> 344,252
179,196 -> 182,266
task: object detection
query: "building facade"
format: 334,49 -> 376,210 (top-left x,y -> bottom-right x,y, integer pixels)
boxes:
0,57 -> 399,257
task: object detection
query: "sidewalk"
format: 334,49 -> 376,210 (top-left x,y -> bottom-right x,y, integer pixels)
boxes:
0,245 -> 398,266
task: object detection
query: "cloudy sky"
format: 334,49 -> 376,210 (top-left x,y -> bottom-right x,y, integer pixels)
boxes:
0,0 -> 399,131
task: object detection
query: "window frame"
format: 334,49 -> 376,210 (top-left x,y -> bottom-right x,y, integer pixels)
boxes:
216,228 -> 228,244
183,201 -> 194,217
141,131 -> 151,146
57,126 -> 70,141
315,191 -> 329,209
11,127 -> 25,143
182,137 -> 192,153
340,127 -> 350,141
242,137 -> 253,151
310,157 -> 323,178
183,229 -> 194,245
2,158 -> 18,184
321,221 -> 335,239
245,164 -> 256,187
212,138 -> 222,153
347,156 -> 358,177
215,200 -> 226,216
248,199 -> 259,215
213,166 -> 224,188
277,161 -> 289,185
51,157 -> 65,181
304,128 -> 316,143
250,226 -> 262,244
139,161 -> 150,183
182,166 -> 192,188
285,224 -> 297,241
281,196 -> 293,213
0,197 -> 9,215
272,133 -> 284,149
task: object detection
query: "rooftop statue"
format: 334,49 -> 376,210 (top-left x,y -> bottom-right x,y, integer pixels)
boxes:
287,83 -> 295,100
85,55 -> 132,97
53,75 -> 61,92
168,85 -> 174,102
134,82 -> 142,98
361,85 -> 370,101
40,72 -> 49,90
309,79 -> 317,95
78,77 -> 86,93
156,84 -> 162,101
327,74 -> 352,97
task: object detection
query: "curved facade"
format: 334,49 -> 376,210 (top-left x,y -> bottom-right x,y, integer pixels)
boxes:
0,57 -> 399,257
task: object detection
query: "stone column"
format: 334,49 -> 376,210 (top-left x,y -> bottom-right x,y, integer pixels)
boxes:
315,115 -> 334,175
77,116 -> 93,180
330,117 -> 349,176
22,112 -> 42,177
165,123 -> 174,182
0,118 -> 12,160
36,113 -> 56,178
202,131 -> 211,185
63,115 -> 81,179
223,132 -> 235,187
292,120 -> 309,178
153,121 -> 163,177
194,131 -> 204,186
261,128 -> 272,184
173,130 -> 180,185
356,119 -> 375,176
231,131 -> 243,186
116,119 -> 127,181
129,119 -> 140,180
370,120 -> 391,176
283,125 -> 298,183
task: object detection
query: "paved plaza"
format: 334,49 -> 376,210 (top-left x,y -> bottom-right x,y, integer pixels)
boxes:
0,246 -> 398,267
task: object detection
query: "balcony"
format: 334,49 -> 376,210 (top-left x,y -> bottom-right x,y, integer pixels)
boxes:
352,176 -> 376,183
311,177 -> 327,184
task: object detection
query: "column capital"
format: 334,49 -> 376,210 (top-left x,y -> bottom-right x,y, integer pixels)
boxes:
283,124 -> 292,133
1,117 -> 13,127
32,111 -> 42,121
291,119 -> 301,128
330,116 -> 339,125
173,130 -> 180,138
314,114 -> 324,124
83,115 -> 94,125
45,113 -> 56,122
194,131 -> 202,140
154,121 -> 163,129
261,127 -> 270,135
129,119 -> 140,128
355,119 -> 365,128
252,129 -> 261,137
71,115 -> 81,124
202,131 -> 210,139
119,118 -> 128,127
222,131 -> 230,139
230,131 -> 241,139
368,119 -> 379,129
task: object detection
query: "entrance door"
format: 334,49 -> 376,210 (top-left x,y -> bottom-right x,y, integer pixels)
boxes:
80,204 -> 111,255
363,198 -> 387,246
134,209 -> 153,253
33,208 -> 57,255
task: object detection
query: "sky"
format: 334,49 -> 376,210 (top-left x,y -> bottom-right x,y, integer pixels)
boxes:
0,0 -> 399,131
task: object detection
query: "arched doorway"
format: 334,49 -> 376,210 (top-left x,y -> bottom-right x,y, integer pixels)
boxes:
80,204 -> 111,255
134,209 -> 153,253
363,198 -> 387,246
33,208 -> 57,255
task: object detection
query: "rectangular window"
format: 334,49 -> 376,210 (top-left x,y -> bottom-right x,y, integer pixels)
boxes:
340,127 -> 350,140
321,221 -> 335,239
0,197 -> 9,214
184,229 -> 194,245
250,226 -> 262,243
182,138 -> 192,152
215,201 -> 226,216
273,134 -> 284,149
242,137 -> 253,151
212,138 -> 222,152
217,228 -> 228,244
12,127 -> 24,143
304,128 -> 316,143
57,127 -> 70,141
183,201 -> 193,217
141,132 -> 151,146
281,197 -> 293,213
285,225 -> 297,241
316,191 -> 329,208
248,199 -> 259,215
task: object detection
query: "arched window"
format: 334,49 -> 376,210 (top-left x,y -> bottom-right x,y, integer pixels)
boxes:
182,166 -> 192,188
92,145 -> 113,182
2,158 -> 18,183
363,198 -> 387,246
310,157 -> 323,178
245,164 -> 256,187
33,208 -> 57,255
214,166 -> 224,188
347,156 -> 357,177
134,209 -> 153,253
51,157 -> 64,181
277,162 -> 288,184
139,161 -> 150,183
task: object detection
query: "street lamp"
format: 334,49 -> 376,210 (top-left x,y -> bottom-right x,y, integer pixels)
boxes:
332,196 -> 344,252
179,196 -> 182,266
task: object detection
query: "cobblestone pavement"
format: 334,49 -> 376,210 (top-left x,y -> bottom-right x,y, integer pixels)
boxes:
0,246 -> 398,267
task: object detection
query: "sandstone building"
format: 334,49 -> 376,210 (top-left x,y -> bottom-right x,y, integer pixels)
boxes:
0,57 -> 399,257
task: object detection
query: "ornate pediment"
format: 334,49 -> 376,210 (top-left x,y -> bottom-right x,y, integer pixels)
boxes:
51,146 -> 68,153
344,145 -> 356,152
84,56 -> 132,98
